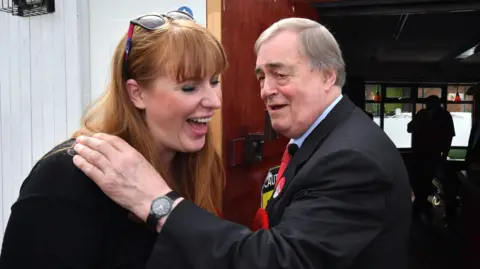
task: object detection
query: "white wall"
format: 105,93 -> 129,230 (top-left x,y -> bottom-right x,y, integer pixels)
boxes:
88,0 -> 206,100
0,0 -> 90,246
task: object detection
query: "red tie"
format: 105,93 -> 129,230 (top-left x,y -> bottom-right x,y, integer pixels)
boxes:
275,144 -> 297,189
253,144 -> 297,231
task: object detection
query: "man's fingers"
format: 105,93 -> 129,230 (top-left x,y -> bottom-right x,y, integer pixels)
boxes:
92,133 -> 131,152
76,135 -> 118,161
72,154 -> 105,180
73,142 -> 111,173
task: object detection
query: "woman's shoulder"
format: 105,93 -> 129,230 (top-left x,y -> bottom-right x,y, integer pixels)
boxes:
25,138 -> 80,183
17,138 -> 110,209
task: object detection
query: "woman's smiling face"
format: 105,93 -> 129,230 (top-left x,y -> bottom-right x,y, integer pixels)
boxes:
126,74 -> 222,154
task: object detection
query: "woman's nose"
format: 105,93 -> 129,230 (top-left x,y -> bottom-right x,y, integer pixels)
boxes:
203,84 -> 222,109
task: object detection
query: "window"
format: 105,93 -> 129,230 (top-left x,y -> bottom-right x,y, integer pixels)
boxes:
365,102 -> 381,126
447,85 -> 473,149
447,103 -> 472,147
364,84 -> 475,150
418,87 -> 441,99
382,86 -> 413,148
386,87 -> 410,99
383,103 -> 413,148
365,84 -> 381,101
415,103 -> 425,112
365,84 -> 381,126
447,85 -> 473,102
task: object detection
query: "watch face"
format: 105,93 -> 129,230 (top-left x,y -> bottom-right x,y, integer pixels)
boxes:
151,197 -> 172,216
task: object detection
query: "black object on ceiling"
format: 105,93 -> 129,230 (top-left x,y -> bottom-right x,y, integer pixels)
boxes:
313,0 -> 480,82
311,0 -> 480,16
0,0 -> 55,17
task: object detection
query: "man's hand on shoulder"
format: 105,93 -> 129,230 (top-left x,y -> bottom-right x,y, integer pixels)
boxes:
72,133 -> 173,222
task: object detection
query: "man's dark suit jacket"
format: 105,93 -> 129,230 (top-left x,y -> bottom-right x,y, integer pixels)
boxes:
147,96 -> 412,269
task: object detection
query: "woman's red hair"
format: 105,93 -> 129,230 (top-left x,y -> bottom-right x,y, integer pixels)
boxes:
72,19 -> 228,214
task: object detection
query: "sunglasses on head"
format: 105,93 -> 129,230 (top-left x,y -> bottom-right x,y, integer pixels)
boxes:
123,10 -> 195,80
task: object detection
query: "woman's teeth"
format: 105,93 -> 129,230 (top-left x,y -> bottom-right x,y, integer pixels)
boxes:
188,117 -> 211,124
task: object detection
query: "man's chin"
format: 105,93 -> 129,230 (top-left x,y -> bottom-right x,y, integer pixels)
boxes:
271,122 -> 290,137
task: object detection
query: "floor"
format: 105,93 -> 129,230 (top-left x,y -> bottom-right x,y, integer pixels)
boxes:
409,206 -> 464,269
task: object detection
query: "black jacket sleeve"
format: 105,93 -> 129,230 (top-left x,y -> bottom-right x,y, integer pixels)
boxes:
0,152 -> 109,268
154,150 -> 390,269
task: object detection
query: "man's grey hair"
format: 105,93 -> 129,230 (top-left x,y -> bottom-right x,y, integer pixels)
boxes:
254,18 -> 346,87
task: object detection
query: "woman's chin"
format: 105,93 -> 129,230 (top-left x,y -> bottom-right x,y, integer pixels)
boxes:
179,136 -> 206,153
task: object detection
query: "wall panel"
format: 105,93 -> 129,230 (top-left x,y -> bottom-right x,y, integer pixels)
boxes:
0,1 -> 89,248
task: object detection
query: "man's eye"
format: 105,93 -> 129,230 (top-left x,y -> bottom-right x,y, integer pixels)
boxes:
257,76 -> 265,81
275,73 -> 287,78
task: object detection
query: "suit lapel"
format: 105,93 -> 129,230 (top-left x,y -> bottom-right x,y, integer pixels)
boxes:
266,96 -> 356,213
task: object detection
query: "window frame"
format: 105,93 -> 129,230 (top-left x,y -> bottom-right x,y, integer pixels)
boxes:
365,82 -> 475,150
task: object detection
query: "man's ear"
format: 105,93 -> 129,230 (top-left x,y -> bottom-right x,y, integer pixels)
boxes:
322,69 -> 337,90
125,79 -> 146,109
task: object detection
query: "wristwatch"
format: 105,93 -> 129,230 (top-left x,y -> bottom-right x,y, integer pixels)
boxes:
146,191 -> 180,231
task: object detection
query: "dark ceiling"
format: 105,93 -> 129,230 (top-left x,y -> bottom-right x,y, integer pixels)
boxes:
312,0 -> 480,83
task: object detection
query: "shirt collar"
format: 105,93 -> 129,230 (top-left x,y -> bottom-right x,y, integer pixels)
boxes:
290,94 -> 343,148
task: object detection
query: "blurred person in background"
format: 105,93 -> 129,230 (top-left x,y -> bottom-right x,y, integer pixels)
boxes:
408,95 -> 455,224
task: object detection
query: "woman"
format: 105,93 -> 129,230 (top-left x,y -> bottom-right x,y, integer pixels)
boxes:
0,10 -> 227,269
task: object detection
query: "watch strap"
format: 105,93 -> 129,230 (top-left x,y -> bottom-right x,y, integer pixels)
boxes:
166,191 -> 180,201
146,191 -> 180,231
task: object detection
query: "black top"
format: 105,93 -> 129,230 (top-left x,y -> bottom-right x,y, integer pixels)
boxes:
408,107 -> 455,155
0,139 -> 157,269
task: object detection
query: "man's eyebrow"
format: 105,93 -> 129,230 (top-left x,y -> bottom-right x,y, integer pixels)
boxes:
266,62 -> 287,69
268,63 -> 295,73
255,62 -> 292,75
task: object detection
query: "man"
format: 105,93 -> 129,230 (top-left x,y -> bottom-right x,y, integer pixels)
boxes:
407,95 -> 455,223
73,18 -> 411,269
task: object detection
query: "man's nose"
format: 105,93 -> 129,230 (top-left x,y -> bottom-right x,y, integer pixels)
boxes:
260,77 -> 277,100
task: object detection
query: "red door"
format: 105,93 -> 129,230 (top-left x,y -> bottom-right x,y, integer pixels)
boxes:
220,0 -> 319,226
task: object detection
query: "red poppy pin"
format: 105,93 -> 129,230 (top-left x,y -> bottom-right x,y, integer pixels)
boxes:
252,208 -> 269,231
272,177 -> 285,199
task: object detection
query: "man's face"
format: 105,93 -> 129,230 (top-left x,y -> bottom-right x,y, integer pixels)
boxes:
255,30 -> 336,139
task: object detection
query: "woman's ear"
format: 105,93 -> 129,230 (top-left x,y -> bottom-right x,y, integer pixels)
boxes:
126,79 -> 146,109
